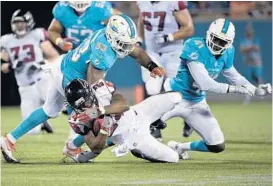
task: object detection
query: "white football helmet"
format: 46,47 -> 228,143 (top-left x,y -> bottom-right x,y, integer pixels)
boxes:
206,18 -> 235,55
106,15 -> 137,58
68,1 -> 92,13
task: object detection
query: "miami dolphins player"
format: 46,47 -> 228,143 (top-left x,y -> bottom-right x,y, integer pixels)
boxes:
160,18 -> 271,157
48,1 -> 120,51
0,15 -> 165,163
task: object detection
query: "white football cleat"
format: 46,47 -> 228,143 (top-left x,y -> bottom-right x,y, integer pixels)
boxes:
62,142 -> 83,163
0,136 -> 20,163
168,141 -> 191,160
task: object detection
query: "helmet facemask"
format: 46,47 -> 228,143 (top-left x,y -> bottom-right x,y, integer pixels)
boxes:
108,35 -> 135,58
206,31 -> 232,55
69,1 -> 92,13
12,20 -> 27,36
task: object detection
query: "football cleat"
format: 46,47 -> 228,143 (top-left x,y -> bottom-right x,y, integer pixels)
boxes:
62,142 -> 83,163
76,150 -> 95,163
41,121 -> 54,133
167,141 -> 191,160
0,136 -> 20,163
150,128 -> 163,142
183,122 -> 193,137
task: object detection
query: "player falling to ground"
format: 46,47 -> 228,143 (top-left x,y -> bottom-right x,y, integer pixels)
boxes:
48,1 -> 121,52
1,9 -> 59,135
48,1 -> 121,118
240,24 -> 264,104
0,14 -> 165,163
137,1 -> 194,140
155,18 -> 272,157
65,79 -> 188,163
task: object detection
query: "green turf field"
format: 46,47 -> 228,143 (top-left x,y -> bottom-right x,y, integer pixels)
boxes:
1,102 -> 272,186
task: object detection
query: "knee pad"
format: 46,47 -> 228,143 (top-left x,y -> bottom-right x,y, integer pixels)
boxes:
206,142 -> 225,153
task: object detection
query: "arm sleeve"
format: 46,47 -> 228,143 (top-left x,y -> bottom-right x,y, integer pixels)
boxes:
222,66 -> 256,89
187,61 -> 229,94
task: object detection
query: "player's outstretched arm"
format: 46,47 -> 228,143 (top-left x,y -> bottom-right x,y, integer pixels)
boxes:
130,47 -> 165,78
76,93 -> 129,123
103,93 -> 129,115
222,66 -> 271,96
187,61 -> 252,95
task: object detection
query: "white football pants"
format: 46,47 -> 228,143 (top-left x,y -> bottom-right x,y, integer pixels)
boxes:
112,92 -> 182,162
141,50 -> 181,95
162,79 -> 224,145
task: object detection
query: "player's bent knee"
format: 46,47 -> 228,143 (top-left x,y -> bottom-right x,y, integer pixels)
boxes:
206,142 -> 225,153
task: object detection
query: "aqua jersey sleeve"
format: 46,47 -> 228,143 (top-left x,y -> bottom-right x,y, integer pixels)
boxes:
223,47 -> 235,70
52,2 -> 69,23
180,38 -> 206,65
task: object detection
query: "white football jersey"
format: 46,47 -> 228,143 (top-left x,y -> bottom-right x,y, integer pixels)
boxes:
90,79 -> 115,107
137,1 -> 187,53
1,28 -> 47,86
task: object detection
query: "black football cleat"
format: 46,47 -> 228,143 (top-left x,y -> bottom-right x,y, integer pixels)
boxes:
183,121 -> 193,137
41,121 -> 54,133
150,119 -> 167,130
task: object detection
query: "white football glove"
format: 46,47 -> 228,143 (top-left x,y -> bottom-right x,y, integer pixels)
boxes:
255,83 -> 272,96
154,34 -> 174,44
227,85 -> 254,96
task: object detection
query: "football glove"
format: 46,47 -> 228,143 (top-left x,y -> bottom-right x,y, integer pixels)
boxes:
154,34 -> 174,44
255,83 -> 272,96
227,85 -> 254,96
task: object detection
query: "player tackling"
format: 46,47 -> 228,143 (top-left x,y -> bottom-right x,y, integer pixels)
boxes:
0,14 -> 165,163
159,18 -> 272,156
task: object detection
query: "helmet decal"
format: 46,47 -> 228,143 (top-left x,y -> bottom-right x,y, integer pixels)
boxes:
119,14 -> 135,39
221,19 -> 230,34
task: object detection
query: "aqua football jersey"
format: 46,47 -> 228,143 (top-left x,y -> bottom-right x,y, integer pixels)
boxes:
61,28 -> 118,87
170,37 -> 235,102
53,1 -> 112,48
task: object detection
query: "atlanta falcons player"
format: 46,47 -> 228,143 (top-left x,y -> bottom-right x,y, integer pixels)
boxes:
137,1 -> 194,140
1,9 -> 59,134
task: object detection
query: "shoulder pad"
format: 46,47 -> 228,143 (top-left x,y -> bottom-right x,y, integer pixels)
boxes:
52,2 -> 69,21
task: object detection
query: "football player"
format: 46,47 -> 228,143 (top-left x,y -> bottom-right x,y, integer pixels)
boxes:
48,1 -> 121,51
65,79 -> 186,163
156,18 -> 271,157
1,9 -> 59,135
0,14 -> 165,163
137,1 -> 194,140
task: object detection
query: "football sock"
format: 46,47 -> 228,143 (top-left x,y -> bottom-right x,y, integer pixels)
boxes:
72,134 -> 85,148
189,140 -> 209,152
10,107 -> 49,142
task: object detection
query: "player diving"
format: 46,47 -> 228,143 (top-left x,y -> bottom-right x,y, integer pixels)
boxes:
0,14 -> 165,163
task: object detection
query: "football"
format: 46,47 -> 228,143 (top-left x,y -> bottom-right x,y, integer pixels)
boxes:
92,118 -> 104,136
